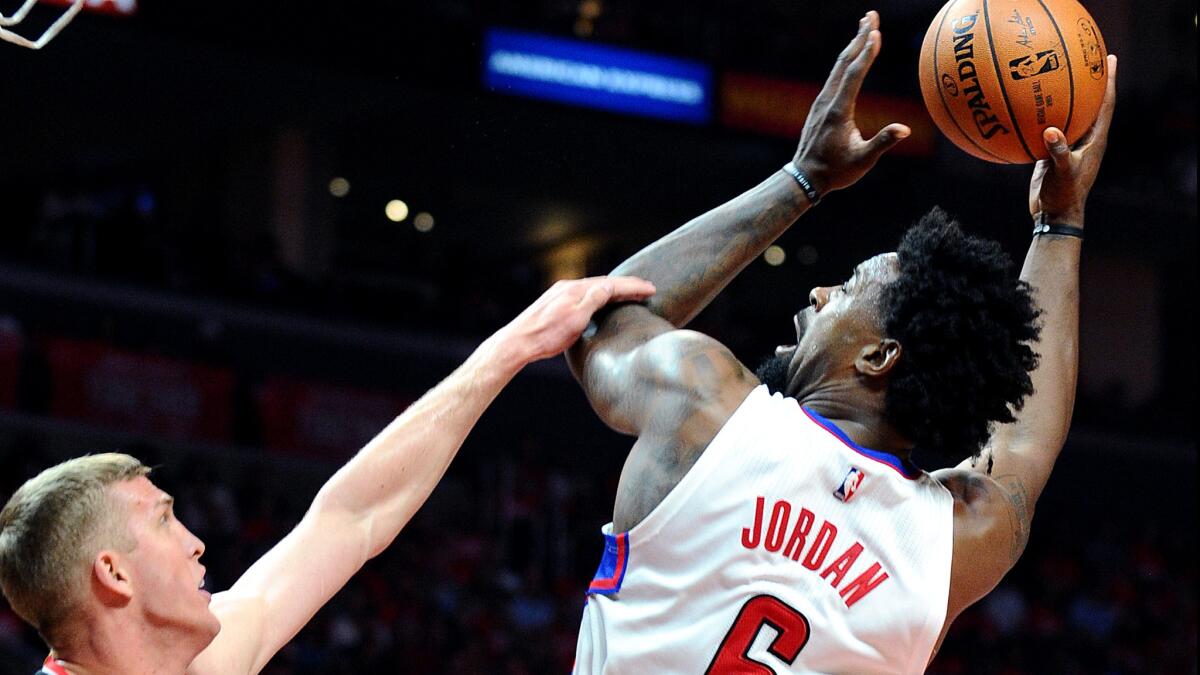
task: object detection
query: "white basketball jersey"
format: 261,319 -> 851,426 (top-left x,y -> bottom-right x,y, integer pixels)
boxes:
574,385 -> 954,675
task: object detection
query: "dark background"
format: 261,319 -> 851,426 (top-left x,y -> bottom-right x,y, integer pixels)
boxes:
1,1 -> 1195,673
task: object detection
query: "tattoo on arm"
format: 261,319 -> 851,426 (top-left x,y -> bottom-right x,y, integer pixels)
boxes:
624,182 -> 806,327
993,474 -> 1032,563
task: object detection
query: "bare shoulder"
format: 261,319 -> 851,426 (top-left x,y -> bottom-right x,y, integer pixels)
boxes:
931,467 -> 1028,618
935,466 -> 1033,557
633,329 -> 758,445
932,467 -> 1001,511
612,331 -> 758,531
636,330 -> 754,383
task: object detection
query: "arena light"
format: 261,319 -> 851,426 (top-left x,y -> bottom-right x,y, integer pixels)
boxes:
483,28 -> 712,124
328,177 -> 351,198
413,212 -> 435,233
385,200 -> 409,223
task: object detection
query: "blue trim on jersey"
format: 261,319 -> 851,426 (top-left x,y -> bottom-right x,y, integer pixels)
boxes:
587,531 -> 629,595
802,406 -> 922,479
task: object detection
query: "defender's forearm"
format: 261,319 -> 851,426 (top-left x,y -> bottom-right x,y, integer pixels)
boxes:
612,171 -> 810,327
312,331 -> 526,557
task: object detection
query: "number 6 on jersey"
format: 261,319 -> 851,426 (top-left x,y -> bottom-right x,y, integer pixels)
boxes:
706,595 -> 812,674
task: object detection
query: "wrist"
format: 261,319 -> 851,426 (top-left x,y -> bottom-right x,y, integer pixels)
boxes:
1032,211 -> 1085,240
477,328 -> 530,379
1035,209 -> 1085,228
783,161 -> 822,206
794,157 -> 830,195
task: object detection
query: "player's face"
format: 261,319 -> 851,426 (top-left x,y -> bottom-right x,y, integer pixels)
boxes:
110,476 -> 221,644
758,253 -> 899,398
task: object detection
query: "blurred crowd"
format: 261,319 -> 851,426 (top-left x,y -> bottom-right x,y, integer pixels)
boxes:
1,432 -> 1194,674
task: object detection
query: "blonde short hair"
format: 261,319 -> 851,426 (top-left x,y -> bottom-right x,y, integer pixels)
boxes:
0,453 -> 149,644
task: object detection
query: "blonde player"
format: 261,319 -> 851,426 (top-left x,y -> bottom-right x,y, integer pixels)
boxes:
568,12 -> 1117,673
0,275 -> 655,675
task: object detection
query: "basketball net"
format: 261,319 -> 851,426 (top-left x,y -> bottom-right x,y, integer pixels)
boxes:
1,0 -> 84,49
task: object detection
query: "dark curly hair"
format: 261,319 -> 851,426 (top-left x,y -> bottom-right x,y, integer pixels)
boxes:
881,208 -> 1041,463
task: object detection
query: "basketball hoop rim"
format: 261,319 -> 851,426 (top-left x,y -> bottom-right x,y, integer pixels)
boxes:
0,0 -> 85,50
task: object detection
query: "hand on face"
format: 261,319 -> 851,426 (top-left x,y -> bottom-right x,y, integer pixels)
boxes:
793,11 -> 911,197
1028,54 -> 1118,227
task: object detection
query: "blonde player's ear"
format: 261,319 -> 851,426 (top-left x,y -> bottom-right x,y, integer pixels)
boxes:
92,551 -> 134,604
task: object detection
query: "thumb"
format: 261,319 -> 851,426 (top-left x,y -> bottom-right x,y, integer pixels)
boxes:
1042,127 -> 1071,168
865,123 -> 910,160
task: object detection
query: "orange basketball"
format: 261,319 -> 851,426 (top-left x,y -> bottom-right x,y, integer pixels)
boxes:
918,0 -> 1107,164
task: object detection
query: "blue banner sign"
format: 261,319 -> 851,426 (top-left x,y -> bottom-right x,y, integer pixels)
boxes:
483,28 -> 712,124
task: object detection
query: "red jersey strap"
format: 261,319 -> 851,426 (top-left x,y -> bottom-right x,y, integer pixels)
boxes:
40,655 -> 69,675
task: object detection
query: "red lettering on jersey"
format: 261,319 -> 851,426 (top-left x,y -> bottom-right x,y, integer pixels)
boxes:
819,542 -> 863,587
800,521 -> 837,571
764,500 -> 792,553
741,497 -> 765,549
739,497 -> 891,611
783,508 -> 815,561
840,562 -> 890,607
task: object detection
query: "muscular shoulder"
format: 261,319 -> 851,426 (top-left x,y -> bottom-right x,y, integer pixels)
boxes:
632,330 -> 758,441
612,332 -> 757,530
932,467 -> 1028,617
633,330 -> 755,391
933,468 -> 998,510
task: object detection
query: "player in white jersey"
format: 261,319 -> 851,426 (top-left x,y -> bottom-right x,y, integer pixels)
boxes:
567,11 -> 1117,674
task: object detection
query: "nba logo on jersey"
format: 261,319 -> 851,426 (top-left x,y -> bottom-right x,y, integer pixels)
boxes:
833,466 -> 866,502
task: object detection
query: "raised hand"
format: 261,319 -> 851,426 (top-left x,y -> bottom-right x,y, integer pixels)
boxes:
793,11 -> 911,196
502,276 -> 656,364
1029,55 -> 1118,227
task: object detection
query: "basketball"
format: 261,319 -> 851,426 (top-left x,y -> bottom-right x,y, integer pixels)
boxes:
918,0 -> 1107,164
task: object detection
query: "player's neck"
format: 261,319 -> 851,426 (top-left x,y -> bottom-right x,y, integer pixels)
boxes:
797,391 -> 912,458
51,611 -> 199,675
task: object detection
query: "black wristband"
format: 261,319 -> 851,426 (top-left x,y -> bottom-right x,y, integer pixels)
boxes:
1032,221 -> 1085,239
783,162 -> 821,205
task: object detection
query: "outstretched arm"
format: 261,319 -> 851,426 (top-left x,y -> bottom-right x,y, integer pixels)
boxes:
969,55 -> 1118,555
928,58 -> 1116,661
187,276 -> 655,675
612,11 -> 909,329
570,11 -> 910,432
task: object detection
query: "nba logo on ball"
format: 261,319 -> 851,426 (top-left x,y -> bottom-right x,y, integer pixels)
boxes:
834,467 -> 866,503
918,0 -> 1109,164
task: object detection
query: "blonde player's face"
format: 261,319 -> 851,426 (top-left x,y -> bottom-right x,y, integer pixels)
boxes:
111,477 -> 221,642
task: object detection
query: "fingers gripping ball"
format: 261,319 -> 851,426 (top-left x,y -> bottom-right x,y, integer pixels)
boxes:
918,0 -> 1108,164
